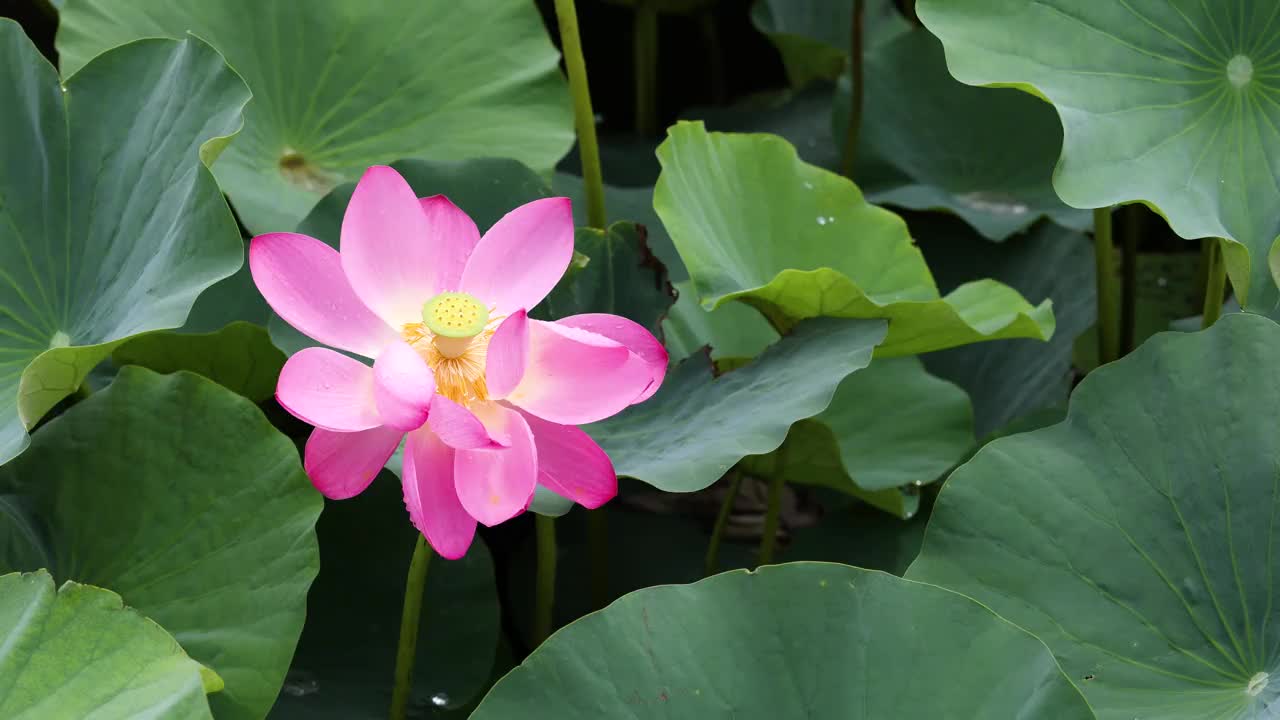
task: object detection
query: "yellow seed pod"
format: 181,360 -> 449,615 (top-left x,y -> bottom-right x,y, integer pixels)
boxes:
421,292 -> 489,338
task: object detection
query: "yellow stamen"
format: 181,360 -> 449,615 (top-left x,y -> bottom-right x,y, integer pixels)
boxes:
402,320 -> 499,406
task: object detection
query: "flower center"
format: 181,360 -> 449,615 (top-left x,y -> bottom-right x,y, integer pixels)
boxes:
403,292 -> 498,406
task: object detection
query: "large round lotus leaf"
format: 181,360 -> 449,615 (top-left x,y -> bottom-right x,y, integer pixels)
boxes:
0,570 -> 215,720
0,368 -> 322,720
113,321 -> 286,403
834,28 -> 1090,240
909,312 -> 1280,719
920,219 -> 1095,438
917,0 -> 1280,311
473,563 -> 1093,718
587,317 -> 886,492
57,0 -> 574,233
0,22 -> 246,466
653,121 -> 1055,352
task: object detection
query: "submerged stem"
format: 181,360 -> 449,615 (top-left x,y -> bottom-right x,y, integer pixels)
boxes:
390,536 -> 433,720
839,0 -> 866,178
705,471 -> 743,576
1092,206 -> 1120,365
553,0 -> 608,228
1120,204 -> 1141,355
534,514 -> 558,645
1202,238 -> 1227,329
587,509 -> 608,609
633,1 -> 659,136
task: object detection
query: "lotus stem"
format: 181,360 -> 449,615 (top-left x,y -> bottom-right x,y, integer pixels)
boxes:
840,0 -> 866,178
553,0 -> 608,228
534,513 -> 558,645
1120,204 -> 1140,355
705,470 -> 743,576
634,0 -> 659,136
587,508 -> 608,609
389,536 -> 433,720
1092,206 -> 1120,364
1202,239 -> 1227,329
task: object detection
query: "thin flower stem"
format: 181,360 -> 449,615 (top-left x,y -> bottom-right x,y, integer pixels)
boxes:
633,0 -> 659,136
699,10 -> 726,104
1202,238 -> 1227,329
587,508 -> 608,609
1092,206 -> 1120,364
839,0 -> 866,178
553,0 -> 608,228
534,513 -> 558,646
757,472 -> 786,567
389,536 -> 433,720
1120,204 -> 1141,355
705,471 -> 743,577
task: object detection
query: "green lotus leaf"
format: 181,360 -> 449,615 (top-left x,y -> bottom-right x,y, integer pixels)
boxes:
0,570 -> 216,720
917,0 -> 1280,311
834,28 -> 1091,240
751,0 -> 910,87
473,563 -> 1093,718
587,317 -> 886,493
534,222 -> 675,334
57,0 -> 574,233
113,322 -> 285,403
920,219 -> 1095,437
653,121 -> 1055,352
662,280 -> 778,366
274,472 -> 499,717
909,312 -> 1280,718
0,22 -> 246,466
787,494 -> 932,576
0,368 -> 321,720
743,357 -> 973,518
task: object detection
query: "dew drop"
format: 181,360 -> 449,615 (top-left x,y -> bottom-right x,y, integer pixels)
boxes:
431,692 -> 450,707
1228,54 -> 1253,88
816,216 -> 828,226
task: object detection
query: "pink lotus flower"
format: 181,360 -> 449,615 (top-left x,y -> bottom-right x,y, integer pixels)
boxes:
250,166 -> 666,559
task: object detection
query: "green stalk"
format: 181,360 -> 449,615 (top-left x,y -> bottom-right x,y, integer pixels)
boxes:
633,1 -> 659,136
1092,206 -> 1120,364
699,10 -> 726,104
1119,204 -> 1141,355
704,471 -> 743,577
554,0 -> 607,228
533,513 -> 558,645
757,472 -> 786,567
389,537 -> 433,720
1202,238 -> 1227,329
839,0 -> 866,178
587,509 -> 608,609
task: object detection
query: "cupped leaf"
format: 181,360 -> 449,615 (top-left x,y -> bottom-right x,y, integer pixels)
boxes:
0,570 -> 215,720
474,563 -> 1093,718
57,0 -> 574,232
743,357 -> 973,518
113,322 -> 285,403
0,368 -> 322,720
917,0 -> 1280,310
751,0 -> 910,88
274,472 -> 499,718
835,29 -> 1090,240
920,218 -> 1095,437
587,317 -> 886,493
0,23 -> 247,465
908,312 -> 1280,719
653,121 -> 1055,352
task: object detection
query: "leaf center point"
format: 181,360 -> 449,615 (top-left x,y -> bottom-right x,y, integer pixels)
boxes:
1227,55 -> 1253,88
1247,671 -> 1269,696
